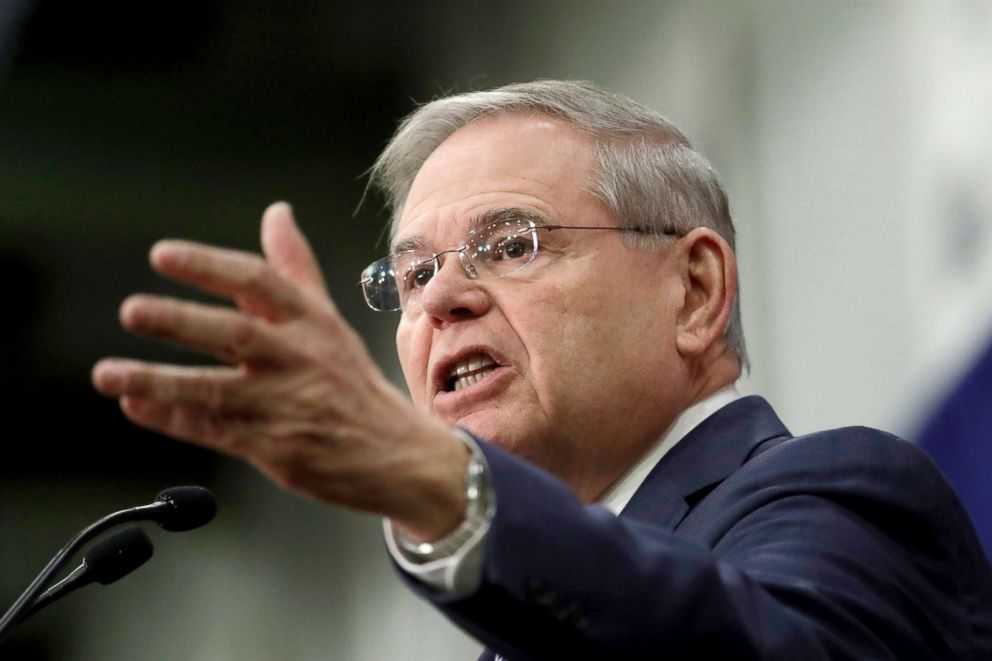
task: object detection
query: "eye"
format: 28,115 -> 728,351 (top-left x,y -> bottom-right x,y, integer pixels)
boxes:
492,235 -> 530,261
403,262 -> 435,290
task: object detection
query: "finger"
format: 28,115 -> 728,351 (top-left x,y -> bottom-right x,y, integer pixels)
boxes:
149,240 -> 304,322
119,396 -> 255,458
261,202 -> 330,298
93,359 -> 252,408
118,294 -> 293,366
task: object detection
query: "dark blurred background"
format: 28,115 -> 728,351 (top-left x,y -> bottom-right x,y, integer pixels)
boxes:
2,1 -> 991,659
0,0 -> 434,482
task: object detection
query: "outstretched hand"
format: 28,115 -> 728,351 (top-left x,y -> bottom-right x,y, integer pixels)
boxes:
92,203 -> 467,540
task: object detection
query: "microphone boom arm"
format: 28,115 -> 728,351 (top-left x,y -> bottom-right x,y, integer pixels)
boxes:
0,486 -> 214,640
0,501 -> 165,638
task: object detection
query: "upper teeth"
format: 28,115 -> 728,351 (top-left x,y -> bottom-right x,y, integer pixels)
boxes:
447,355 -> 497,391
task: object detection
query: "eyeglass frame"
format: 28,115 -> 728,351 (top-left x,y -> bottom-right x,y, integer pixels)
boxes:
359,216 -> 682,312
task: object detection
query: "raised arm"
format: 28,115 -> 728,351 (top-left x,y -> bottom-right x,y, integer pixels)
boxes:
92,202 -> 467,542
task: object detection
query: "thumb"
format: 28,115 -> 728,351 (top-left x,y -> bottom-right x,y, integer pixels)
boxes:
260,202 -> 329,297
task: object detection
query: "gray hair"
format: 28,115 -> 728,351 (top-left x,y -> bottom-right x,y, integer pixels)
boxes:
369,79 -> 748,372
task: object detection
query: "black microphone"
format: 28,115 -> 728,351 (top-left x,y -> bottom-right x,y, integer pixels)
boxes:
0,486 -> 216,639
16,526 -> 154,624
149,486 -> 218,532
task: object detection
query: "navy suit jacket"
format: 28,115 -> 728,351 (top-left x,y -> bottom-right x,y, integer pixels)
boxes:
405,396 -> 992,660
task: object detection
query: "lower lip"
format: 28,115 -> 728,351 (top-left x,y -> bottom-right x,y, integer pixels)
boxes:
432,366 -> 514,417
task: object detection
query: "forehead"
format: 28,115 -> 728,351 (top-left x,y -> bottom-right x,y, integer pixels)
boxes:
392,113 -> 599,250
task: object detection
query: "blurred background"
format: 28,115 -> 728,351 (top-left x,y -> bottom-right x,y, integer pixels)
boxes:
1,1 -> 990,658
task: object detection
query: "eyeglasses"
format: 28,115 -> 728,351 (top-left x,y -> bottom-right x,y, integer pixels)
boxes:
359,217 -> 680,312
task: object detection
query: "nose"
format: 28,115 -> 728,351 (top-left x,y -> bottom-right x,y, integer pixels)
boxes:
418,251 -> 491,327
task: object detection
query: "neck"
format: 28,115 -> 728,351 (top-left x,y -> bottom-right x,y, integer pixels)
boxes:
557,345 -> 740,503
687,342 -> 740,406
580,350 -> 739,501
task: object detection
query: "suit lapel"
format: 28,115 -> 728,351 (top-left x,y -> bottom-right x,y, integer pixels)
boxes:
620,396 -> 790,530
478,398 -> 788,661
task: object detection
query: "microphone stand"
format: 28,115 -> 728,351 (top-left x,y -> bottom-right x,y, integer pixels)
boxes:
0,501 -> 165,640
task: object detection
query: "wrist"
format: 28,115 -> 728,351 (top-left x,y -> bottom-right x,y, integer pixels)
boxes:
393,429 -> 493,561
389,423 -> 472,540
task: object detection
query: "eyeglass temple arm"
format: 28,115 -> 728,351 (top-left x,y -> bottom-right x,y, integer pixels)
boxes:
541,224 -> 682,237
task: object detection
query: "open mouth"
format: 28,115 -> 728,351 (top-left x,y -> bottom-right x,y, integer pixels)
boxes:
444,354 -> 499,392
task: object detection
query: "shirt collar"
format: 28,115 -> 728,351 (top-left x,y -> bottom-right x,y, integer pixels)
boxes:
597,384 -> 742,515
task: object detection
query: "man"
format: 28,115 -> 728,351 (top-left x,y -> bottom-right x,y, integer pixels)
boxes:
92,80 -> 992,659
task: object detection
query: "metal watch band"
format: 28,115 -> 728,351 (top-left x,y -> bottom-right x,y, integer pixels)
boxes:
396,431 -> 491,562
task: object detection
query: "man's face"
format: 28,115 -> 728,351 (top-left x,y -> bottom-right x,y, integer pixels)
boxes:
393,114 -> 690,499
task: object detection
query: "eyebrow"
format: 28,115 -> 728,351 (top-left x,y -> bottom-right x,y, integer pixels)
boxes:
468,207 -> 550,232
390,207 -> 551,254
390,235 -> 425,254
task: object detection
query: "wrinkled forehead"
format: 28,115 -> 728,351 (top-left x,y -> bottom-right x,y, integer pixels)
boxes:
390,113 -> 598,252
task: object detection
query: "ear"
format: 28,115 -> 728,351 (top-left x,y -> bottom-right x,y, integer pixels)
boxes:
675,228 -> 737,358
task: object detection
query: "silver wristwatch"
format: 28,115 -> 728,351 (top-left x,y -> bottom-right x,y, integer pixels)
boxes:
396,430 -> 492,562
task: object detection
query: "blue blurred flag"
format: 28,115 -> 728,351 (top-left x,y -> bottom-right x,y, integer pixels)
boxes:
916,336 -> 992,560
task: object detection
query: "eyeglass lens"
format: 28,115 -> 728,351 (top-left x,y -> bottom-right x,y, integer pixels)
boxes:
361,219 -> 539,311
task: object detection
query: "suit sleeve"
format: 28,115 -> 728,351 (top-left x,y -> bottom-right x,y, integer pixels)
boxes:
398,430 -> 992,660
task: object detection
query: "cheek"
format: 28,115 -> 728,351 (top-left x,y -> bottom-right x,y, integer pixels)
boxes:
509,280 -> 608,398
395,319 -> 429,406
547,263 -> 672,383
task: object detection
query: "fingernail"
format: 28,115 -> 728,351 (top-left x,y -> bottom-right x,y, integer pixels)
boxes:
265,201 -> 296,226
119,296 -> 147,328
150,240 -> 184,270
94,364 -> 122,392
